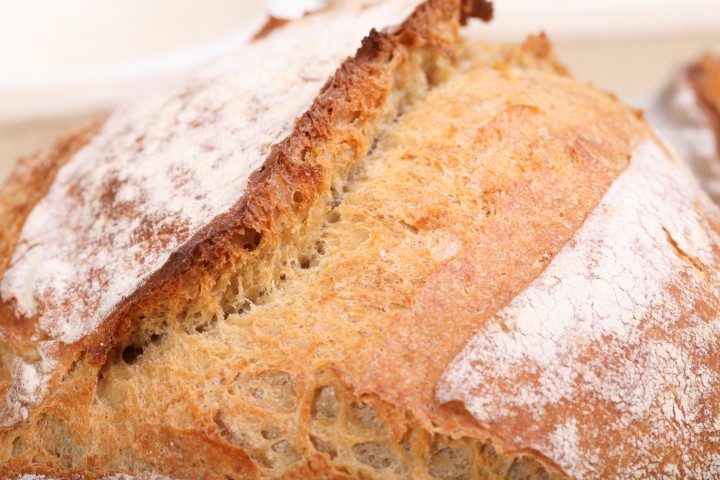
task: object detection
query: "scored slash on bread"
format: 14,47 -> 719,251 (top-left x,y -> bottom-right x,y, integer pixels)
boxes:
1,1 -> 719,479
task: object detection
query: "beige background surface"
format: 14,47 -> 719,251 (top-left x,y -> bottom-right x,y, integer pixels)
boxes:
1,1 -> 719,183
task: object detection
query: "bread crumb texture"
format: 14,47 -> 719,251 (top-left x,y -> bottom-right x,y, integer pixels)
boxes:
1,1 -> 719,479
1,0 -> 424,356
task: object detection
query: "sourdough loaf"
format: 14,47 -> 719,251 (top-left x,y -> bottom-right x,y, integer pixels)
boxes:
1,1 -> 719,479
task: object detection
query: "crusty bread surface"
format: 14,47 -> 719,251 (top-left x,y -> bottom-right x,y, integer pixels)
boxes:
1,1 -> 720,479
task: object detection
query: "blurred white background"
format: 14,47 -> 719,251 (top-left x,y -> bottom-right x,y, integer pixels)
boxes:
1,0 -> 719,181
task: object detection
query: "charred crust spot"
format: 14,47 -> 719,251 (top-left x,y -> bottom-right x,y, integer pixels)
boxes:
460,0 -> 494,25
357,29 -> 386,62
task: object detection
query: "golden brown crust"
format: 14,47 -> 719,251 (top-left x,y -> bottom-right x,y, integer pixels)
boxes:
2,2 -> 718,479
0,0 -> 491,362
91,0 -> 492,367
230,35 -> 652,472
1,32 -> 660,478
0,1 -> 492,477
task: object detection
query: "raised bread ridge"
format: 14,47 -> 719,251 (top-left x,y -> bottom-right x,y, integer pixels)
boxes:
0,0 -> 491,428
0,0 -> 422,344
438,140 -> 720,478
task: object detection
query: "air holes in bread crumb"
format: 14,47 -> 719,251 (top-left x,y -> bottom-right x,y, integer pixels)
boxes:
327,210 -> 341,223
11,436 -> 24,456
245,370 -> 297,413
352,441 -> 397,469
195,315 -> 219,333
121,345 -> 143,365
238,299 -> 252,314
212,410 -> 259,454
299,252 -> 321,270
347,402 -> 384,432
241,228 -> 262,252
269,440 -> 301,468
506,457 -> 553,480
310,434 -> 338,459
429,443 -> 471,480
311,386 -> 339,419
261,428 -> 282,440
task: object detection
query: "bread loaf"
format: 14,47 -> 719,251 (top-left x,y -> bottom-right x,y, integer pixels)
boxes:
1,1 -> 719,478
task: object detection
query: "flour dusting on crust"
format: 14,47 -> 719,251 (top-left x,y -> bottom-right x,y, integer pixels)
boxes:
1,340 -> 58,427
1,0 -> 418,344
438,140 -> 720,479
0,0 -> 421,425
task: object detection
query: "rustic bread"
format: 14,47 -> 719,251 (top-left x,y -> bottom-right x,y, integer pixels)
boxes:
649,54 -> 720,203
1,1 -> 719,479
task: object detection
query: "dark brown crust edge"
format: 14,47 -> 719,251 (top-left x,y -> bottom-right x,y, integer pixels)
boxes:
73,0 -> 492,367
0,0 -> 492,477
251,0 -> 493,43
0,0 -> 492,388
